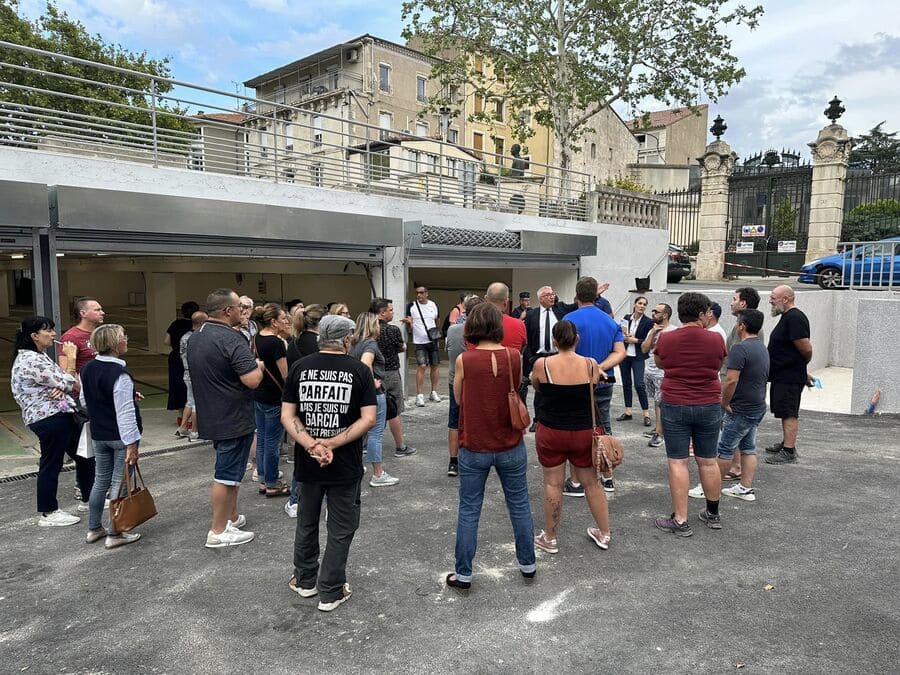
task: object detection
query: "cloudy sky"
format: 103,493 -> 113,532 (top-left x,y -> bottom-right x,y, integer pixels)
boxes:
11,0 -> 900,161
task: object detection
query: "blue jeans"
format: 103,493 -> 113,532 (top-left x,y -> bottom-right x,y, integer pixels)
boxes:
366,392 -> 387,464
660,402 -> 722,460
717,409 -> 766,460
593,385 -> 613,435
89,439 -> 129,534
254,401 -> 283,486
454,441 -> 535,582
620,356 -> 649,410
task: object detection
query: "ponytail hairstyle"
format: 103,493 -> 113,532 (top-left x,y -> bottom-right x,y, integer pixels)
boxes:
14,316 -> 55,354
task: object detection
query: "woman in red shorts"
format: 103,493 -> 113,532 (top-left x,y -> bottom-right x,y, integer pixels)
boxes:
531,320 -> 611,551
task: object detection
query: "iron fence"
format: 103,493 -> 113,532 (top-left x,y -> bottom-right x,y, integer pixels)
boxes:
657,186 -> 700,248
0,39 -> 592,221
843,171 -> 900,213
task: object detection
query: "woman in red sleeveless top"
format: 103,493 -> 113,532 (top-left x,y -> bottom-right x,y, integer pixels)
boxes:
446,303 -> 536,591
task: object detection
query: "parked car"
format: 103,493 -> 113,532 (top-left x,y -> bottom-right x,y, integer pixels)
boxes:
667,244 -> 692,283
798,236 -> 900,289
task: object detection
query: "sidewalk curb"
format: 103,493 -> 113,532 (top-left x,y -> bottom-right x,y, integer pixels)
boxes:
0,439 -> 211,484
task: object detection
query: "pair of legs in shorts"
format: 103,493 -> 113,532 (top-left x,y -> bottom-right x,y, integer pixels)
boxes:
535,424 -> 610,548
414,342 -> 440,397
717,409 -> 765,489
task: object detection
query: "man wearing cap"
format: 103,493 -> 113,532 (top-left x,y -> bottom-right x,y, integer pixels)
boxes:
511,291 -> 531,320
282,314 -> 377,612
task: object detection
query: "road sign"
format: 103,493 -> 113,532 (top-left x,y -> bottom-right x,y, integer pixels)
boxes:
742,225 -> 766,237
736,241 -> 755,253
778,240 -> 797,253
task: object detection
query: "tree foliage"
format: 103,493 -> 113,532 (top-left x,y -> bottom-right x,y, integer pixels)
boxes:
0,0 -> 194,149
849,123 -> 900,174
402,0 -> 762,182
769,196 -> 802,250
841,199 -> 900,242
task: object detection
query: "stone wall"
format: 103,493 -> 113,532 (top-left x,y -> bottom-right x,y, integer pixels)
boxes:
851,297 -> 900,414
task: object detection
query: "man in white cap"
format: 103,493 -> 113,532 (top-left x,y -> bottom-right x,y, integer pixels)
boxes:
282,314 -> 377,612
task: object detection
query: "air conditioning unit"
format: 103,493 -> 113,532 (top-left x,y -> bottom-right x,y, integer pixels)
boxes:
346,48 -> 360,62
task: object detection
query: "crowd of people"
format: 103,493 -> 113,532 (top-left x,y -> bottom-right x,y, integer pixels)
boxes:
10,278 -> 813,610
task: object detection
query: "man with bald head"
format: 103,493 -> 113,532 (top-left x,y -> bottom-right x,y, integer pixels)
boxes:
765,285 -> 812,465
486,282 -> 527,352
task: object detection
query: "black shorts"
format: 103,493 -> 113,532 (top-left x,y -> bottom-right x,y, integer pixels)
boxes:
770,382 -> 803,419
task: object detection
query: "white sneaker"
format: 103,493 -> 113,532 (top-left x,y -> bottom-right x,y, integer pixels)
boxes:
39,510 -> 80,527
317,583 -> 351,612
228,515 -> 246,530
105,531 -> 141,549
688,483 -> 705,499
174,427 -> 189,438
722,484 -> 757,502
189,431 -> 200,441
369,471 -> 399,487
76,502 -> 89,512
284,501 -> 298,518
415,394 -> 425,407
252,468 -> 259,482
430,390 -> 442,402
288,575 -> 318,597
205,527 -> 255,548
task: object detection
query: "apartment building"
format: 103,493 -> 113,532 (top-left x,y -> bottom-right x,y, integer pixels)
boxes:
628,105 -> 708,190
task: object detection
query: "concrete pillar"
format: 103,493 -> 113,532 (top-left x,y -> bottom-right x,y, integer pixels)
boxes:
0,271 -> 9,318
806,123 -> 850,262
378,245 -> 410,398
694,140 -> 736,280
145,272 -> 176,354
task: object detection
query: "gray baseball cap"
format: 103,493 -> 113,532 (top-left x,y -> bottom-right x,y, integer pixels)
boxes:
318,314 -> 355,341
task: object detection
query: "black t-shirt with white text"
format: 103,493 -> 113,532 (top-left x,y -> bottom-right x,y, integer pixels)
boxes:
282,352 -> 376,485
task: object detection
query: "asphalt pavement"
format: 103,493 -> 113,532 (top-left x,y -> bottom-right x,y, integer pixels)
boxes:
0,398 -> 898,674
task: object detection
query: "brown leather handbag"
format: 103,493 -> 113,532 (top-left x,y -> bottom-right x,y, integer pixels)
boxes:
588,359 -> 624,475
505,348 -> 531,431
109,463 -> 157,532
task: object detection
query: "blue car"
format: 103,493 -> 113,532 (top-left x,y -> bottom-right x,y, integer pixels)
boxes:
798,236 -> 900,289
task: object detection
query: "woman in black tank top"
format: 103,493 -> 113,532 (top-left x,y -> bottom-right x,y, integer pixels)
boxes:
531,320 -> 612,552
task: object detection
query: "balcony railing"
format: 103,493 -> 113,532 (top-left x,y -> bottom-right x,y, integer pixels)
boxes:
246,71 -> 365,114
0,39 -> 640,224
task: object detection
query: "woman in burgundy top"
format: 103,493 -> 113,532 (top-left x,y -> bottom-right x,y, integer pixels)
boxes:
652,292 -> 728,537
446,303 -> 536,591
531,320 -> 610,552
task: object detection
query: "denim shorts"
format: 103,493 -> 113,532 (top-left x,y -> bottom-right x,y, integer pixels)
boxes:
213,432 -> 255,486
415,342 -> 440,366
717,409 -> 766,460
659,401 -> 722,460
447,384 -> 460,430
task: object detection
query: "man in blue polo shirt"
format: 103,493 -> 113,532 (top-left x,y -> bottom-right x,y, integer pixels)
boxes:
564,276 -> 625,495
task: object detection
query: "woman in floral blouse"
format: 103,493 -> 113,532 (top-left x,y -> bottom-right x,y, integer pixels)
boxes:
11,316 -> 94,527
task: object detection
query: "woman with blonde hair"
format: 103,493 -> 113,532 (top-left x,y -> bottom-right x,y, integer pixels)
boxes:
329,303 -> 351,318
287,304 -> 325,368
253,303 -> 291,497
348,312 -> 397,487
80,323 -> 143,548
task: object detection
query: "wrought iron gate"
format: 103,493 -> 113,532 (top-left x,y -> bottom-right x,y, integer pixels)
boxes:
725,166 -> 812,276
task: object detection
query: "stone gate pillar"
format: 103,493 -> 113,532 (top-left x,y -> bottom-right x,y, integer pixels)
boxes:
806,99 -> 850,262
695,123 -> 736,280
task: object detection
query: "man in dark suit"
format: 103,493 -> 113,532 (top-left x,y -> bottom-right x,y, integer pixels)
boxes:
522,285 -> 571,430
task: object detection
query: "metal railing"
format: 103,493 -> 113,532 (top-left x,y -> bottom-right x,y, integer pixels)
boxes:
825,240 -> 899,289
0,39 -> 592,221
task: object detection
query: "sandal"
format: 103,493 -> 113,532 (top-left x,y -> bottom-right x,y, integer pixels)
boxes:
265,482 -> 291,497
445,573 -> 471,591
723,471 -> 742,481
616,413 -> 633,421
258,484 -> 266,495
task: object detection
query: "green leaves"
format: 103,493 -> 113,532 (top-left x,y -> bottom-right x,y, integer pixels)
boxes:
403,0 -> 762,172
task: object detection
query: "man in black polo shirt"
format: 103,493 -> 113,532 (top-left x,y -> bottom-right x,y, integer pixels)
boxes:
188,288 -> 264,548
765,285 -> 813,465
282,314 -> 376,612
